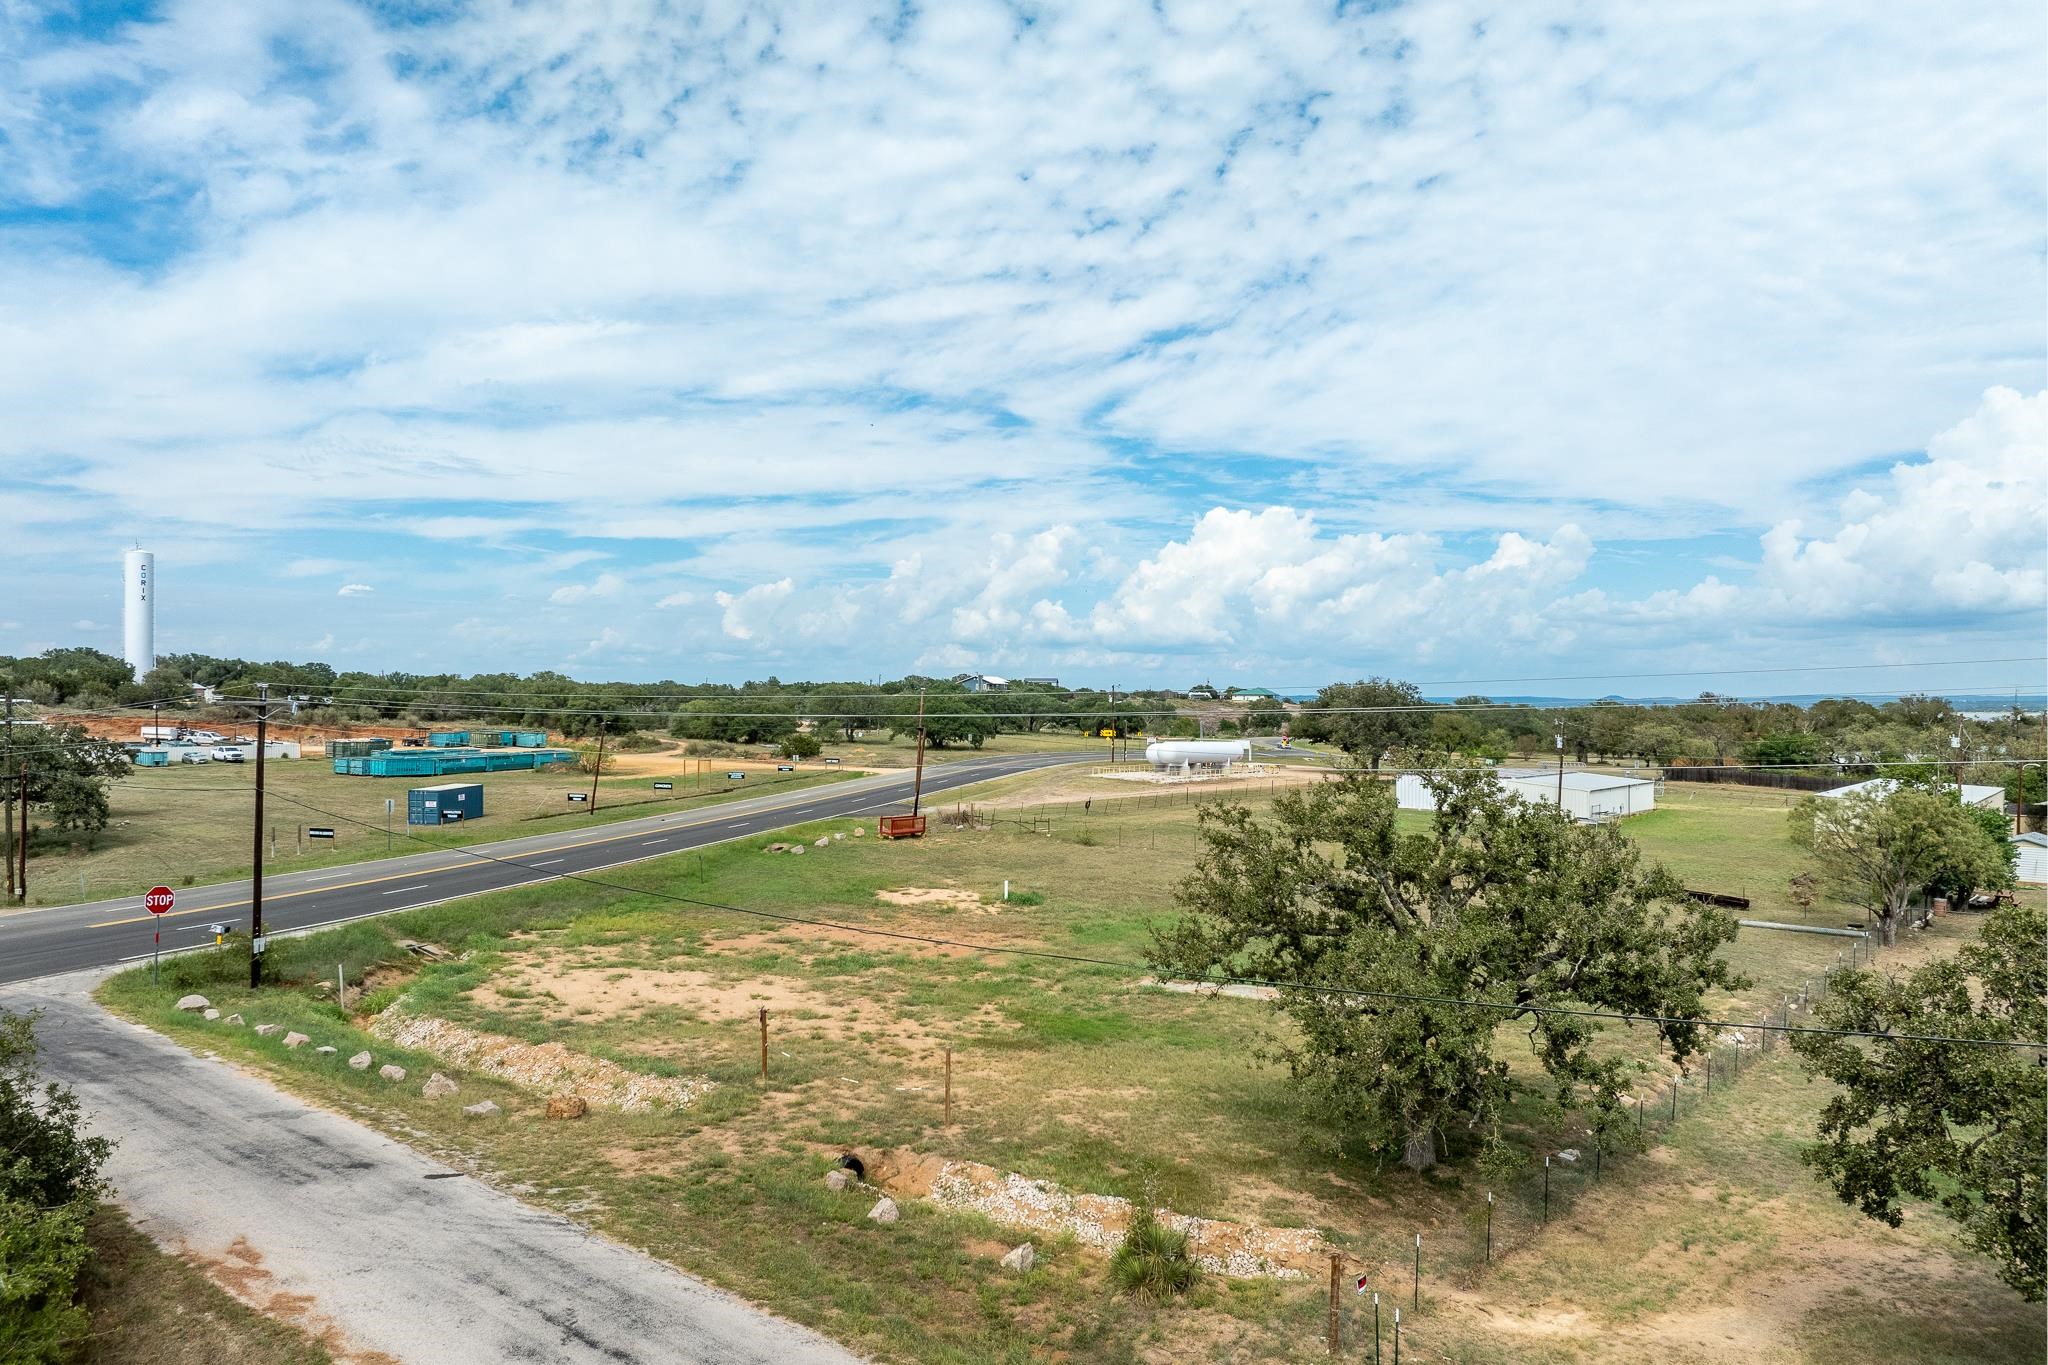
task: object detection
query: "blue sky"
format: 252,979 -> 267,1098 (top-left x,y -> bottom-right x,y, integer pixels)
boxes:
1,1 -> 2043,696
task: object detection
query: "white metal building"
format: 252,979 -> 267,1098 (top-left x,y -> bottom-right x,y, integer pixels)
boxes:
1500,770 -> 1657,820
2017,833 -> 2048,886
1819,778 -> 2006,810
1393,769 -> 1655,821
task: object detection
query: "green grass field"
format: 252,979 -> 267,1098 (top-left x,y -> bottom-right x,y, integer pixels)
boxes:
16,757 -> 853,905
97,775 -> 2043,1363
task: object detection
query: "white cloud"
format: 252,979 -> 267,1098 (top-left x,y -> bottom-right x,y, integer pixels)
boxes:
0,5 -> 2038,683
713,579 -> 795,641
72,618 -> 102,631
654,590 -> 695,609
310,632 -> 335,652
337,583 -> 373,597
549,571 -> 625,605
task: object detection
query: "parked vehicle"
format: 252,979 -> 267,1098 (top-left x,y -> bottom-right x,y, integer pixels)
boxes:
210,747 -> 246,763
177,749 -> 211,764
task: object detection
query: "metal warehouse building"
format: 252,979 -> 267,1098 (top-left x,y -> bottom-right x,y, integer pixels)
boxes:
1395,769 -> 1656,821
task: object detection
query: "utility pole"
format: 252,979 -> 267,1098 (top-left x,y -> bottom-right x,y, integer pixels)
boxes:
588,719 -> 607,812
15,768 -> 26,903
1555,731 -> 1566,810
910,688 -> 927,818
249,682 -> 270,989
3,683 -> 14,902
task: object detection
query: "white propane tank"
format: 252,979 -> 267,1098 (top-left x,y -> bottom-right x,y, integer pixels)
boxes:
1144,739 -> 1251,768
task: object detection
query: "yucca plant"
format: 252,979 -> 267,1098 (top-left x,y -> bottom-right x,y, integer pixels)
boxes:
1109,1203 -> 1198,1298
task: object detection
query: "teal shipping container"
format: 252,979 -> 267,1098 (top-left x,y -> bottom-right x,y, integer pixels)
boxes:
408,782 -> 483,824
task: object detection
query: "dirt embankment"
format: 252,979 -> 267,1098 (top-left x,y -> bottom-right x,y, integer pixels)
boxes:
369,1009 -> 714,1112
863,1149 -> 1333,1281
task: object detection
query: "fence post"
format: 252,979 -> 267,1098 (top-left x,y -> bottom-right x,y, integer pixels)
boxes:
1412,1233 -> 1420,1311
1542,1156 -> 1551,1224
1485,1191 -> 1493,1262
943,1046 -> 953,1126
1670,1076 -> 1680,1122
758,1006 -> 768,1081
1327,1253 -> 1341,1353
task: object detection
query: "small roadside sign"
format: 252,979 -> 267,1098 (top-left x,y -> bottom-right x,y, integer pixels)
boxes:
306,827 -> 336,840
144,885 -> 175,915
1098,727 -> 1115,738
823,757 -> 841,764
567,792 -> 589,803
726,771 -> 746,781
1356,1274 -> 1368,1295
653,781 -> 674,791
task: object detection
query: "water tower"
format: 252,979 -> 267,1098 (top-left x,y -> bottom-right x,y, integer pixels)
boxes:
122,547 -> 155,681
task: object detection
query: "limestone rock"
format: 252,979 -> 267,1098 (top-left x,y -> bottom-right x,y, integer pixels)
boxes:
225,1014 -> 244,1026
832,832 -> 844,841
851,826 -> 864,837
867,1197 -> 899,1225
422,1072 -> 459,1099
175,994 -> 210,1012
462,1100 -> 501,1118
545,1094 -> 589,1120
765,843 -> 786,853
315,1046 -> 338,1056
282,1032 -> 310,1049
378,1064 -> 408,1082
824,1168 -> 851,1191
814,836 -> 830,848
254,1023 -> 281,1037
1001,1244 -> 1035,1273
790,844 -> 806,855
347,1051 -> 374,1070
202,1008 -> 220,1021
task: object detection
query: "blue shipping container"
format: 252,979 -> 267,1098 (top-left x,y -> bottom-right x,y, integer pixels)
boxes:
428,731 -> 471,747
407,782 -> 484,825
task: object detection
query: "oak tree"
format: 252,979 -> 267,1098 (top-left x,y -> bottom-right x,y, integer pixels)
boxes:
1154,766 -> 1743,1171
1791,899 -> 2045,1301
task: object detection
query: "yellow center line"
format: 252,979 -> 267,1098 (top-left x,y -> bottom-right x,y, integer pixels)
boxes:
82,772 -> 914,929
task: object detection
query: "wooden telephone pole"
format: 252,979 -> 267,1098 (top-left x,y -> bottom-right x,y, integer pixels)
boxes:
910,689 -> 927,817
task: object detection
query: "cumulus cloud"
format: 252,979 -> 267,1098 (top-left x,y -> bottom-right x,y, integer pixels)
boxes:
0,4 -> 2037,681
655,590 -> 696,609
336,583 -> 373,597
713,579 -> 794,641
549,572 -> 625,605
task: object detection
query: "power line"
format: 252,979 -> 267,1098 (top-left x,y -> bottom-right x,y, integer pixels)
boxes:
242,787 -> 2047,1051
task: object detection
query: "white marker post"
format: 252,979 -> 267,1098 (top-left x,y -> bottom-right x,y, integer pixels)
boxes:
144,884 -> 174,985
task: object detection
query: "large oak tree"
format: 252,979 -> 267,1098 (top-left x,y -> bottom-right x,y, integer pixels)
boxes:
1791,899 -> 2045,1301
1154,766 -> 1743,1170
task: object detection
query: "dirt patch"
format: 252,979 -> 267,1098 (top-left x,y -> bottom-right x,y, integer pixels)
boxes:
876,886 -> 986,911
369,1009 -> 713,1112
183,1235 -> 403,1365
861,1148 -> 1327,1280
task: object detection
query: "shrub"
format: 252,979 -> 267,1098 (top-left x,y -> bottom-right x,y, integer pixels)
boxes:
0,1195 -> 91,1358
1109,1205 -> 1197,1299
1,1008 -> 112,1363
1006,890 -> 1045,906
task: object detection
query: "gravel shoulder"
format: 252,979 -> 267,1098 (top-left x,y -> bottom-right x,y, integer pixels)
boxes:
5,969 -> 860,1365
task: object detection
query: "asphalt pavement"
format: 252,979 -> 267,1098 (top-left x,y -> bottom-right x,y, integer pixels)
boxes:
3,969 -> 863,1365
1,751 -> 1085,984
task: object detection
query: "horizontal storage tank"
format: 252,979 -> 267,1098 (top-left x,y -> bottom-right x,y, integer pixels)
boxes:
408,781 -> 483,825
1145,739 -> 1251,768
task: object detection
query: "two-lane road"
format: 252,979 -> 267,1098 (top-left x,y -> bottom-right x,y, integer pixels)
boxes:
1,750 -> 1085,984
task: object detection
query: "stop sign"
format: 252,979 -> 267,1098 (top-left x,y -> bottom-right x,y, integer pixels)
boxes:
144,885 -> 175,915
